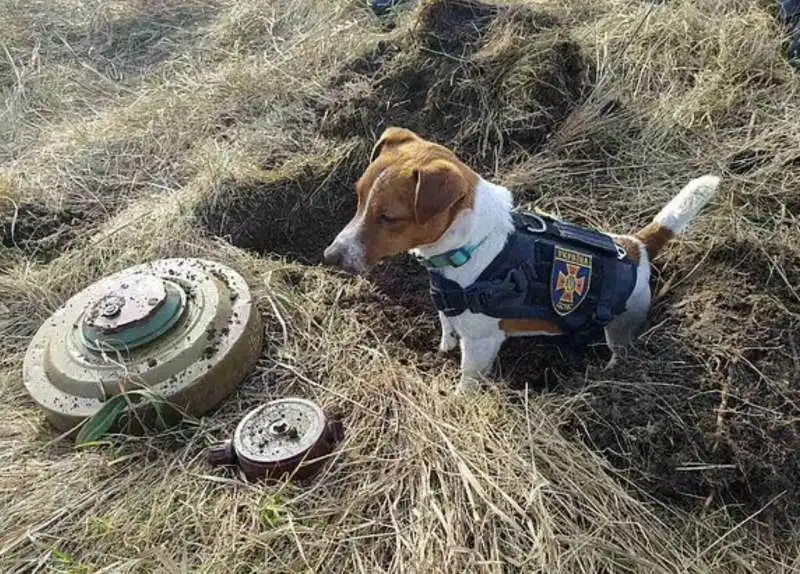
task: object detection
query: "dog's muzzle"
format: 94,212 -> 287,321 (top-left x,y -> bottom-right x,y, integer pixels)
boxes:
323,238 -> 366,274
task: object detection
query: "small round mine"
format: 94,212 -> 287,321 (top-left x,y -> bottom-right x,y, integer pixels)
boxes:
23,258 -> 264,433
212,398 -> 344,482
234,398 -> 327,464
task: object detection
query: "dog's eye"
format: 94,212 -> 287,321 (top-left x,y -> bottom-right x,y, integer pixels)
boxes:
378,214 -> 402,226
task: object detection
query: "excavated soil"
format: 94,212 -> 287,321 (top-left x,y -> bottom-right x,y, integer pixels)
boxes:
0,203 -> 87,261
317,0 -> 588,173
566,236 -> 800,534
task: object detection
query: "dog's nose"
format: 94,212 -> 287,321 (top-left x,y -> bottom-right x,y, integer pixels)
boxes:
323,244 -> 343,267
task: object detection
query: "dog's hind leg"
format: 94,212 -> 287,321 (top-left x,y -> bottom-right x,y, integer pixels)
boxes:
604,238 -> 652,370
603,307 -> 648,369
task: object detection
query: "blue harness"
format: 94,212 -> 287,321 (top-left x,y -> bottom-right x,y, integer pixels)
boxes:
425,212 -> 638,344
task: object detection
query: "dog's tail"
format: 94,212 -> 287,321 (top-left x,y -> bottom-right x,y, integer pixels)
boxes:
635,175 -> 721,259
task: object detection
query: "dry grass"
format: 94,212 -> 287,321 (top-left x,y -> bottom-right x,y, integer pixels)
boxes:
2,0 -> 800,571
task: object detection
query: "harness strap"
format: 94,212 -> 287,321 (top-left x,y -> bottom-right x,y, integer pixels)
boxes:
431,266 -> 538,317
595,253 -> 637,324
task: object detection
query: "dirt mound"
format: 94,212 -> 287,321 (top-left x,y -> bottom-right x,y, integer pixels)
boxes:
568,236 -> 800,535
197,0 -> 591,292
317,0 -> 589,171
0,203 -> 86,261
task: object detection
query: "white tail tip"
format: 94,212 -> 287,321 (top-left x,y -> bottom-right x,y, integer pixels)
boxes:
653,175 -> 720,234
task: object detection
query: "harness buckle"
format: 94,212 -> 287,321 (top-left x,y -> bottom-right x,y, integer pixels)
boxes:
430,289 -> 461,315
615,244 -> 628,260
523,213 -> 547,234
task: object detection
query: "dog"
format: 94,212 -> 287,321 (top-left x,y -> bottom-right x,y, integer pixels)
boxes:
323,127 -> 721,393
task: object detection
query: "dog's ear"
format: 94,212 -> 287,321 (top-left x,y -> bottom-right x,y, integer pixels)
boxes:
413,160 -> 468,224
370,127 -> 419,163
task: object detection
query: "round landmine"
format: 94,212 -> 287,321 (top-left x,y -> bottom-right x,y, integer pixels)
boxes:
23,258 -> 263,432
207,398 -> 344,482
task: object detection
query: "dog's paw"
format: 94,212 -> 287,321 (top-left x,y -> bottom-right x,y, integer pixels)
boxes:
455,375 -> 481,395
604,354 -> 619,371
438,331 -> 458,353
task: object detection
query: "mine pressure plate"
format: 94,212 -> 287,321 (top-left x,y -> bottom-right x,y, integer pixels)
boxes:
23,258 -> 263,433
207,398 -> 344,482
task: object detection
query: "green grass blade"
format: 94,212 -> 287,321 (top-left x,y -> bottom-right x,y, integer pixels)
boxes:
75,395 -> 128,445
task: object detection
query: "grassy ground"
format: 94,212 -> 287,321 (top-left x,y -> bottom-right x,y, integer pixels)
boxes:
2,0 -> 800,571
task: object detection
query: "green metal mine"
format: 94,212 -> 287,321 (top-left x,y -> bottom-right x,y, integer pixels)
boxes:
22,258 -> 264,434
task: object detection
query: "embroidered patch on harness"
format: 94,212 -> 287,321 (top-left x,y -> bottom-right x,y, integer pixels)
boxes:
551,246 -> 592,316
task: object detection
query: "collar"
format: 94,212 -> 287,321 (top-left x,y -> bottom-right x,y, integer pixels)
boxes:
415,235 -> 491,270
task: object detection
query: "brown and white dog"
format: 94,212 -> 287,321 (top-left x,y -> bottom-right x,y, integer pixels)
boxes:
323,127 -> 720,393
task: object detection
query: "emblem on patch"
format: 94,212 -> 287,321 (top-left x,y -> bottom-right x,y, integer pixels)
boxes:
551,246 -> 592,316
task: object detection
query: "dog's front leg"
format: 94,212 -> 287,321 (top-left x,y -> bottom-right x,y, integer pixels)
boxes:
456,334 -> 505,394
438,312 -> 458,353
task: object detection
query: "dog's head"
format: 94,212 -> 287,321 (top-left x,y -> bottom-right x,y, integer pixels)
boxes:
323,127 -> 477,274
